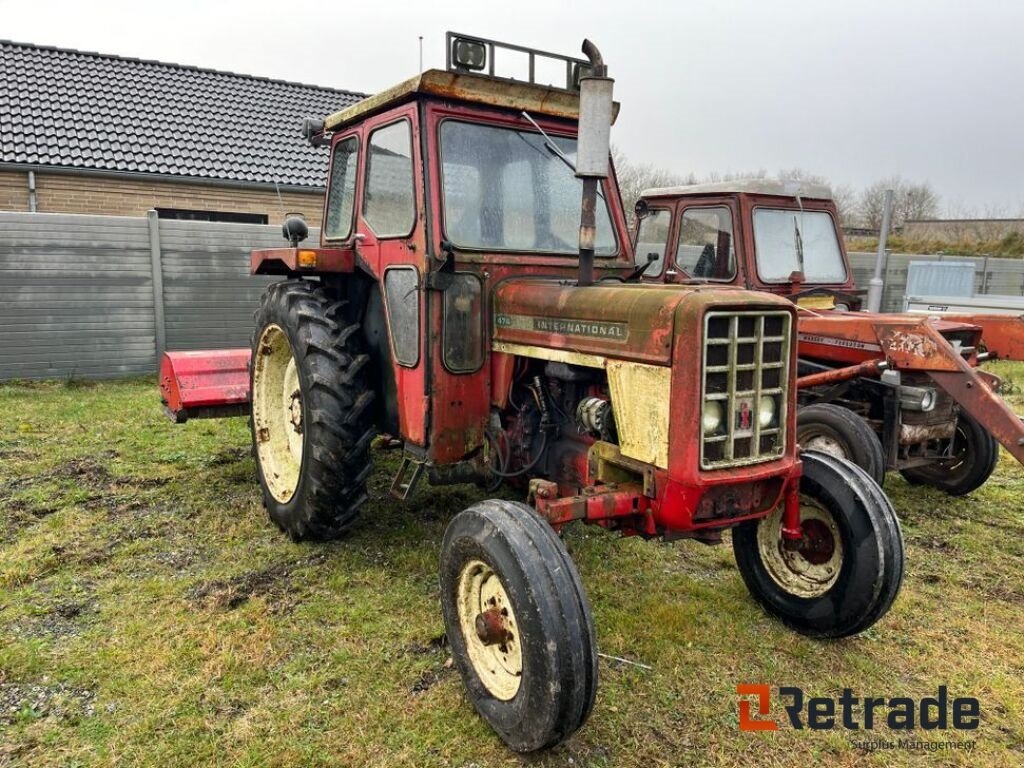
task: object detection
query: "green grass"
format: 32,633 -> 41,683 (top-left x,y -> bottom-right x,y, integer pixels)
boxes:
1,368 -> 1023,767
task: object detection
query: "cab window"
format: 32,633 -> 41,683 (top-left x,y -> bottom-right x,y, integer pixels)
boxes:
324,136 -> 359,241
364,120 -> 416,237
753,208 -> 847,283
675,206 -> 735,281
439,120 -> 617,255
633,208 -> 671,275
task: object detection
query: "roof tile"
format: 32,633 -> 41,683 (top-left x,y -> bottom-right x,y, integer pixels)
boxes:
0,40 -> 364,188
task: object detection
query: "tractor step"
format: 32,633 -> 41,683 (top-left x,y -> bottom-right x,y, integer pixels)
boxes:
390,453 -> 426,500
160,349 -> 251,423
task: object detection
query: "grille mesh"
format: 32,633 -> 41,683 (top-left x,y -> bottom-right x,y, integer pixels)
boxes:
701,310 -> 791,469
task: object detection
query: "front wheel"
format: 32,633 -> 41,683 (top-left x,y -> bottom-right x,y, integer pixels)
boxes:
732,451 -> 904,638
440,500 -> 597,753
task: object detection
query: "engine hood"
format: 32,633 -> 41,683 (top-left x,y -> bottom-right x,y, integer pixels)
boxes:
492,279 -> 794,365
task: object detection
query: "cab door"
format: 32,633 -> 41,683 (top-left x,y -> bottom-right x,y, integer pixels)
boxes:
354,106 -> 430,447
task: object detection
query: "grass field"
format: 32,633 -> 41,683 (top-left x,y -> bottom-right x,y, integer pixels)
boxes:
1,366 -> 1023,767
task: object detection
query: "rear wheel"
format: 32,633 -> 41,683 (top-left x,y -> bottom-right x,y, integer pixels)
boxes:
900,413 -> 999,496
797,403 -> 886,486
732,451 -> 904,638
440,500 -> 597,752
250,280 -> 375,540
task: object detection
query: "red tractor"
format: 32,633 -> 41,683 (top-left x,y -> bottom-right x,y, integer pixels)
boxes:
633,180 -> 1024,494
161,36 -> 903,751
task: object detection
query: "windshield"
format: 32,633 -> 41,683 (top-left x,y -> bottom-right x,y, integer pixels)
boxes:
439,120 -> 617,255
754,208 -> 846,283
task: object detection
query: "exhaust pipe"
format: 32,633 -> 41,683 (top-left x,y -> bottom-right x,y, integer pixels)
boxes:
575,39 -> 614,286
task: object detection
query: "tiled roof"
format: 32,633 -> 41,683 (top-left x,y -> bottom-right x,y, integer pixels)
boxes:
0,40 -> 365,188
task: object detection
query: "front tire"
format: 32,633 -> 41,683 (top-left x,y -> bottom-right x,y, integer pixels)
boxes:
797,403 -> 886,486
440,500 -> 597,753
732,451 -> 904,638
250,280 -> 376,541
899,413 -> 999,496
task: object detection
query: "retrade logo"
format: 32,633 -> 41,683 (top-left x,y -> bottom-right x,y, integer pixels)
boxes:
737,685 -> 980,732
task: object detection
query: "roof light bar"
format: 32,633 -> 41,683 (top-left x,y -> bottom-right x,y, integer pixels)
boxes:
445,31 -> 590,92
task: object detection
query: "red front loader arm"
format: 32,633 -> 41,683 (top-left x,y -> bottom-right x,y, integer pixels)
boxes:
940,313 -> 1024,362
873,320 -> 1024,466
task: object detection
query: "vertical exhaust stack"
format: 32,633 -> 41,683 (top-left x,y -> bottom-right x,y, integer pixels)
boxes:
575,39 -> 614,286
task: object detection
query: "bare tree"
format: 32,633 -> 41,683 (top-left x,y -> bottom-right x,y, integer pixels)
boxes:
859,177 -> 940,229
612,146 -> 687,226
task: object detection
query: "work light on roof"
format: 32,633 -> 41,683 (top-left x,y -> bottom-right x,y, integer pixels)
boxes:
451,36 -> 487,71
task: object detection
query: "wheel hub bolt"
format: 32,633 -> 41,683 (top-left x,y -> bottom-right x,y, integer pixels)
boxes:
474,608 -> 510,646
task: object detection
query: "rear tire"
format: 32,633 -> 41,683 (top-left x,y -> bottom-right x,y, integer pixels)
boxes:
732,451 -> 904,638
797,403 -> 886,486
899,413 -> 999,496
250,279 -> 375,541
440,500 -> 597,752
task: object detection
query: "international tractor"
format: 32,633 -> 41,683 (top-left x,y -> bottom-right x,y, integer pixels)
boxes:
159,35 -> 903,752
633,180 -> 1024,495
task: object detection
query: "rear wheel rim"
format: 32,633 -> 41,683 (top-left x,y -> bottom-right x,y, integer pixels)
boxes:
252,323 -> 303,503
456,559 -> 522,701
756,499 -> 843,598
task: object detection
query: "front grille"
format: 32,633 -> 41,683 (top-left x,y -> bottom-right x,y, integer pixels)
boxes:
701,310 -> 791,469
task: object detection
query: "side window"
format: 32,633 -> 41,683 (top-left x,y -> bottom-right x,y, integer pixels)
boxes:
676,206 -> 735,281
443,274 -> 484,373
364,120 -> 416,237
324,136 -> 358,241
633,208 -> 671,275
383,267 -> 420,366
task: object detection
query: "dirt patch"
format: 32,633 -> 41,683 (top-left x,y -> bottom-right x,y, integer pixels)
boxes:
8,599 -> 97,640
209,447 -> 250,466
0,681 -> 97,725
411,658 -> 454,694
186,554 -> 327,612
406,634 -> 448,655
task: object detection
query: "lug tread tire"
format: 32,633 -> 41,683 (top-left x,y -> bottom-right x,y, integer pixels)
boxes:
732,451 -> 904,638
899,413 -> 999,496
250,279 -> 375,541
798,403 -> 887,486
440,499 -> 598,753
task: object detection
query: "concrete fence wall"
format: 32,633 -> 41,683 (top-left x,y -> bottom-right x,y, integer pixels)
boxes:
0,211 -> 286,380
1,212 -> 1023,381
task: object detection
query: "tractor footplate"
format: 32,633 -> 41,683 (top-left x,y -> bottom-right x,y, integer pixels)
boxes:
390,454 -> 426,500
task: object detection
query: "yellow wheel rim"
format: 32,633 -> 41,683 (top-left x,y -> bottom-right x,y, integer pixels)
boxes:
252,323 -> 303,503
756,498 -> 843,598
456,559 -> 523,701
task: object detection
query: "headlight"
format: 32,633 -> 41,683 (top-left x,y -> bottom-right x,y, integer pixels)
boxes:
702,400 -> 723,435
757,395 -> 777,428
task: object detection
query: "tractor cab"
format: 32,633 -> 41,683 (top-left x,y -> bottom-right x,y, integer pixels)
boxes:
633,180 -> 1024,493
633,179 -> 861,309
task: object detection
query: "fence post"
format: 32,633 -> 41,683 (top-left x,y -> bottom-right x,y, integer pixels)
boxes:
980,255 -> 990,295
147,209 -> 167,364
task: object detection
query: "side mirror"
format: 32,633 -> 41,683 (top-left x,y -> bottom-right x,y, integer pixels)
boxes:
634,198 -> 650,221
282,216 -> 309,247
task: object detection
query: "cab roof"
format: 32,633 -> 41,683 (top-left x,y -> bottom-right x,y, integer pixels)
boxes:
641,178 -> 833,201
323,68 -> 620,132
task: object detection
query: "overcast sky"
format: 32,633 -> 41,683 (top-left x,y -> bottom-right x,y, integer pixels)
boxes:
4,0 -> 1022,214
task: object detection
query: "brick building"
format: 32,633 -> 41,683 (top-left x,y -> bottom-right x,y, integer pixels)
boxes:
0,41 -> 363,226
